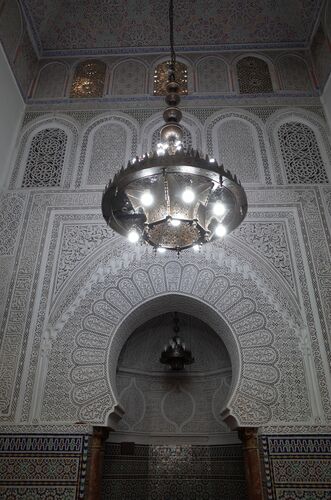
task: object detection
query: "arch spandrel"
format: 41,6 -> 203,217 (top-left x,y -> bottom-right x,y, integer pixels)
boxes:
44,250 -> 299,428
40,230 -> 312,429
69,279 -> 277,428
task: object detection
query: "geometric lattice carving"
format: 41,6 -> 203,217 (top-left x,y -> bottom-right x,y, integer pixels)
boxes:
237,57 -> 273,94
34,63 -> 68,99
55,223 -> 110,294
216,119 -> 261,182
236,222 -> 294,288
22,128 -> 67,187
88,123 -> 127,185
206,111 -> 271,183
197,57 -> 229,93
0,194 -> 25,256
112,60 -> 146,95
153,61 -> 188,96
70,60 -> 106,98
278,122 -> 328,184
277,55 -> 312,91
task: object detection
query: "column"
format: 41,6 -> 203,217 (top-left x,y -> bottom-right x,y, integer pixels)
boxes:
86,426 -> 109,500
238,427 -> 263,500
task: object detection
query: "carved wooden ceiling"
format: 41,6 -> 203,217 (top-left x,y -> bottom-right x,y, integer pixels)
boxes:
21,0 -> 323,55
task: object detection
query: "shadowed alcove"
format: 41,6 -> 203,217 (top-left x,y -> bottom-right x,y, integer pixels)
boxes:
102,311 -> 247,499
115,311 -> 233,443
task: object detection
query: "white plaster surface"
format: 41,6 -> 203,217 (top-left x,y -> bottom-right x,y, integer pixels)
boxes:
0,44 -> 24,188
322,72 -> 331,133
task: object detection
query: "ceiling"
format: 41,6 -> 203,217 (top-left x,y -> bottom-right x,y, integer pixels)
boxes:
21,0 -> 323,56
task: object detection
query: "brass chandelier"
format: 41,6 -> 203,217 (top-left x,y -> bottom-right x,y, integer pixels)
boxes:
160,313 -> 194,370
102,0 -> 247,253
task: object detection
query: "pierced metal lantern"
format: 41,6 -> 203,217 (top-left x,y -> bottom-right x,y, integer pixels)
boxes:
160,335 -> 195,371
102,0 -> 247,253
102,149 -> 247,252
159,313 -> 194,370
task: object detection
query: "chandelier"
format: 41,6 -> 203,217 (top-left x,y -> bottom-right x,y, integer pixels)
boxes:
160,313 -> 194,370
102,1 -> 247,253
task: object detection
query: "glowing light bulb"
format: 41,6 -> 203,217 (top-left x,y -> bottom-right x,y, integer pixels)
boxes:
215,224 -> 227,238
213,201 -> 226,216
140,190 -> 154,207
209,158 -> 215,163
170,219 -> 181,227
182,187 -> 195,203
158,247 -> 166,253
157,142 -> 166,156
127,229 -> 140,243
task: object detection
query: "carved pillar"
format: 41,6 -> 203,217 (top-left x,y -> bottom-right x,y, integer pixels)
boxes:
86,426 -> 109,500
238,427 -> 263,500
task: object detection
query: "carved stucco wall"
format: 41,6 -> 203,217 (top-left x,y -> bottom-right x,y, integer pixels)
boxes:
28,50 -> 318,100
0,98 -> 330,439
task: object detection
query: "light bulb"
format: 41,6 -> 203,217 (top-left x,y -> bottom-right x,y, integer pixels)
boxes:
215,224 -> 227,238
140,190 -> 154,207
157,143 -> 166,156
209,158 -> 215,163
213,201 -> 226,216
127,229 -> 140,243
170,219 -> 181,227
157,247 -> 166,253
182,187 -> 195,203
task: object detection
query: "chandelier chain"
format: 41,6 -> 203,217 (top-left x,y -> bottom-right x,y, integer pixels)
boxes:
169,0 -> 176,81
